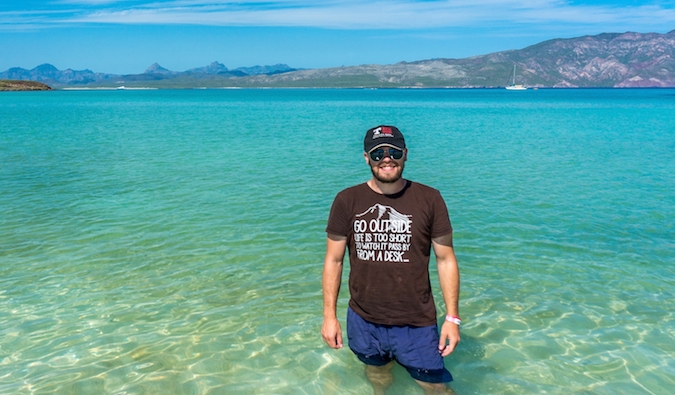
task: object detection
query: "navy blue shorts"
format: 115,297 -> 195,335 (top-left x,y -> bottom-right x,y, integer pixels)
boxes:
347,307 -> 453,383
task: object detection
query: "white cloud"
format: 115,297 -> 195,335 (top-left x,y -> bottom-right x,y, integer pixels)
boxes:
5,0 -> 675,30
56,0 -> 137,4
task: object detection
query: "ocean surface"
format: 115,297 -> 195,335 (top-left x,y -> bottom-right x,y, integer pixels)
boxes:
1,88 -> 673,395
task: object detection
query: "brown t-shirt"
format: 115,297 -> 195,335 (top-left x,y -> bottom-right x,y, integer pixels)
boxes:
326,181 -> 453,327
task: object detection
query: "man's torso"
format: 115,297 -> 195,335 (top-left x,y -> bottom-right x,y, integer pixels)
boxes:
326,181 -> 452,326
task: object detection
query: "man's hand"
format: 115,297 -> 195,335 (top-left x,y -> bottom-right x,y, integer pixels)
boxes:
438,320 -> 460,357
432,235 -> 460,357
321,317 -> 343,349
322,235 -> 346,349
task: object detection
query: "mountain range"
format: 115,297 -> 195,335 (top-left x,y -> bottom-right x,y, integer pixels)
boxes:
0,62 -> 297,87
2,30 -> 674,88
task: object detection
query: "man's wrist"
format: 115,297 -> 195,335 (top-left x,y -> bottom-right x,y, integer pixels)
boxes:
323,312 -> 338,320
445,315 -> 461,326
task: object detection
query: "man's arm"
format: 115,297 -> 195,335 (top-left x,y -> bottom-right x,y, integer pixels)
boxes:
321,234 -> 347,349
433,233 -> 460,357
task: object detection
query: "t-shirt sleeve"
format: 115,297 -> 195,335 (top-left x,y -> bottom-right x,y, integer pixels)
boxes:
326,192 -> 351,236
431,191 -> 453,239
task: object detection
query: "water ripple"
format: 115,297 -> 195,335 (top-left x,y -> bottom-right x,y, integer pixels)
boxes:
2,89 -> 674,394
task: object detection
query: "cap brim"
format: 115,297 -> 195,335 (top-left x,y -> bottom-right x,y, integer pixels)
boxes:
367,143 -> 405,152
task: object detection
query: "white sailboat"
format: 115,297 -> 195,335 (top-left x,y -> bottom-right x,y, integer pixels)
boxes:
505,64 -> 527,90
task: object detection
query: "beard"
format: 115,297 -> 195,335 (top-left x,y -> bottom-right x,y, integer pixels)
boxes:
370,160 -> 405,183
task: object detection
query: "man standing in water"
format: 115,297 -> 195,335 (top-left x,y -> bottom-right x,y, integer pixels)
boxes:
321,125 -> 460,394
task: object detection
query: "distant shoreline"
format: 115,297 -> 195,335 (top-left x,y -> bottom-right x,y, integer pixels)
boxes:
61,86 -> 158,91
4,80 -> 675,91
37,86 -> 675,91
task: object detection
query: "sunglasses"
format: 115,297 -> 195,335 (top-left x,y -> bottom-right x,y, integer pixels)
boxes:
369,147 -> 404,162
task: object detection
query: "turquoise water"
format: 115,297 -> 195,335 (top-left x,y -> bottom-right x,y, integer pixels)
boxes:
1,89 -> 674,394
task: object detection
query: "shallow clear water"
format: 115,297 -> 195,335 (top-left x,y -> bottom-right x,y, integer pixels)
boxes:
1,89 -> 674,394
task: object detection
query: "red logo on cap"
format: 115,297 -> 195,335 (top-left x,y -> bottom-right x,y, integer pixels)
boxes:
381,126 -> 393,135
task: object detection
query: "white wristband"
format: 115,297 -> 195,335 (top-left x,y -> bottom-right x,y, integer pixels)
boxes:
445,315 -> 461,326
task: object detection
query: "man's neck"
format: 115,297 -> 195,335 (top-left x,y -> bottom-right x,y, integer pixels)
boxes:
367,178 -> 407,195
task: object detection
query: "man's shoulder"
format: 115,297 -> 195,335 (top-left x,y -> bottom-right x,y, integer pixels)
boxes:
335,182 -> 369,197
408,181 -> 442,196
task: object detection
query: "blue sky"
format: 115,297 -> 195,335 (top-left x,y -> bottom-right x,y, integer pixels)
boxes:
1,0 -> 674,74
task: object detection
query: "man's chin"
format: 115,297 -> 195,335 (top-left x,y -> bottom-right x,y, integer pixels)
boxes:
371,168 -> 404,183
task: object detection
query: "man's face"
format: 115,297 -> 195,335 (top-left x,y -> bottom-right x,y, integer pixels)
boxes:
365,146 -> 407,183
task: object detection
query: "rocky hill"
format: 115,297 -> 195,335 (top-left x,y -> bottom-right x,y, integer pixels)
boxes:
242,30 -> 675,88
0,80 -> 52,91
509,31 -> 675,87
2,30 -> 674,88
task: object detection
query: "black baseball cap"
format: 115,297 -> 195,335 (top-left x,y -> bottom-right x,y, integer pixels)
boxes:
364,125 -> 406,152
